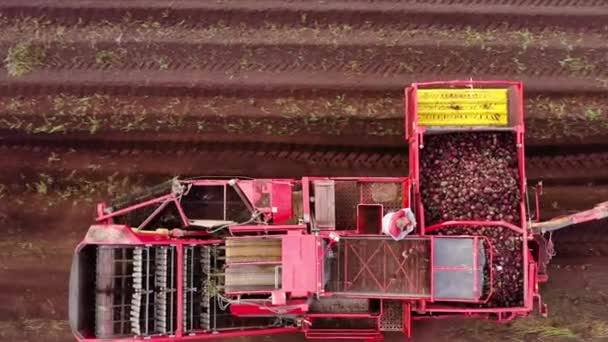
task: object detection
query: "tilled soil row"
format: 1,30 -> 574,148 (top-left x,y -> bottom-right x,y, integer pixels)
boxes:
0,2 -> 606,97
1,93 -> 605,120
1,90 -> 606,146
1,70 -> 605,95
0,0 -> 605,148
2,41 -> 605,79
1,0 -> 607,31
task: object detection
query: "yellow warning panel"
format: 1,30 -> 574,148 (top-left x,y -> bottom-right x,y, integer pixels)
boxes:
417,88 -> 509,126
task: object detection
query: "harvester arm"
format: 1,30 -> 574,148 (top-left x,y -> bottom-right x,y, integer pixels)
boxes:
531,201 -> 608,234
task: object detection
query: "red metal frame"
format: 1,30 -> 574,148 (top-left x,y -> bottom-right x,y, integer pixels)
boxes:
229,224 -> 306,235
425,220 -> 524,235
71,80 -> 554,342
75,227 -> 223,341
281,231 -> 319,297
405,81 -> 537,317
303,303 -> 383,341
94,179 -> 301,234
302,177 -> 410,230
77,328 -> 299,342
96,193 -> 188,226
403,302 -> 412,338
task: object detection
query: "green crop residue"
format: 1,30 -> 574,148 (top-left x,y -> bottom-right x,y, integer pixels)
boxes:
584,107 -> 603,121
4,42 -> 46,77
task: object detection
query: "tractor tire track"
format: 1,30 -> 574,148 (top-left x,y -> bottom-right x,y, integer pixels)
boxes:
0,70 -> 605,97
0,136 -> 607,183
526,152 -> 608,184
553,218 -> 608,257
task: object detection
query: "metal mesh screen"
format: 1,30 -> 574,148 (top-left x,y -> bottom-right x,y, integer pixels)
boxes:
380,301 -> 403,331
335,181 -> 358,230
95,246 -> 134,338
360,182 -> 403,213
309,298 -> 371,313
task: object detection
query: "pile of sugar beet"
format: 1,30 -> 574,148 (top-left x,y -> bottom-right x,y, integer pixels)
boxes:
420,132 -> 523,307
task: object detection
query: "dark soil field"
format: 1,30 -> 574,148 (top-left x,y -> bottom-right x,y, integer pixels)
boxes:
0,1 -> 607,341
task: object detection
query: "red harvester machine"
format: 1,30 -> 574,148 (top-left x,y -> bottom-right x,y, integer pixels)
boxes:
69,81 -> 608,341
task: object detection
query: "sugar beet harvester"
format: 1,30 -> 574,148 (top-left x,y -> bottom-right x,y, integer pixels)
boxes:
69,81 -> 608,341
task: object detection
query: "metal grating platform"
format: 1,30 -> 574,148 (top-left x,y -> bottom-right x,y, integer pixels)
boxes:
309,298 -> 371,313
328,237 -> 431,296
380,301 -> 403,331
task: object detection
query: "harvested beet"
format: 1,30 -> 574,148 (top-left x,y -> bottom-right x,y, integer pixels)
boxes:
420,132 -> 521,227
420,132 -> 524,307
